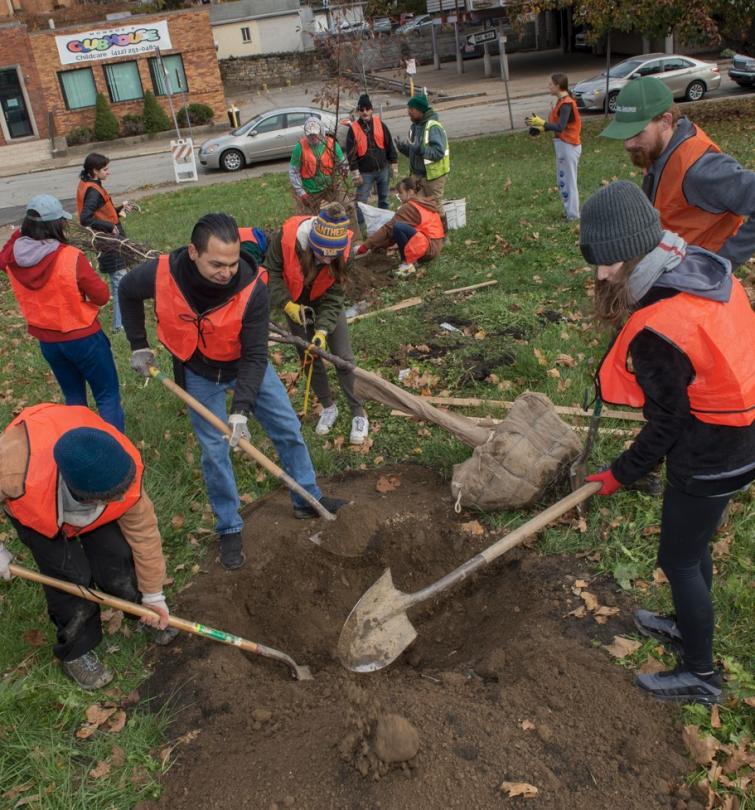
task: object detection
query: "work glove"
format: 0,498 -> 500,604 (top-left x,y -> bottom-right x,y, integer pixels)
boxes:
356,244 -> 369,256
391,163 -> 399,178
586,467 -> 623,497
525,113 -> 545,135
284,300 -> 304,325
228,413 -> 251,448
350,170 -> 363,186
141,591 -> 170,630
0,543 -> 13,581
312,330 -> 328,350
130,348 -> 156,377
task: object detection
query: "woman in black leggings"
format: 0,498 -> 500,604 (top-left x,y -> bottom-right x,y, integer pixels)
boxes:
579,181 -> 755,704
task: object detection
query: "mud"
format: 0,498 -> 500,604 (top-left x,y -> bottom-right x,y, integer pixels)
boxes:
143,465 -> 694,810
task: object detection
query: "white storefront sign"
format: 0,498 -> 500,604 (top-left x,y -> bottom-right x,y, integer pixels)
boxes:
170,138 -> 198,183
56,20 -> 172,65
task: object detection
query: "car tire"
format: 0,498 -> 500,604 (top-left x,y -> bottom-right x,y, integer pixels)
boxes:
606,91 -> 619,114
220,149 -> 245,172
685,80 -> 706,101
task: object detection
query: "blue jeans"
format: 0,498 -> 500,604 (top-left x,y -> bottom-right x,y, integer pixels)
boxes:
39,330 -> 125,432
184,363 -> 321,536
110,269 -> 127,331
393,221 -> 417,261
355,166 -> 391,224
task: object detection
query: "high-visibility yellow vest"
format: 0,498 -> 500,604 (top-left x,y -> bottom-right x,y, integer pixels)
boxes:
423,120 -> 450,180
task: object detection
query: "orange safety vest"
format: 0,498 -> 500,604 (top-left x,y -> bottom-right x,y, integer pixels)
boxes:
299,137 -> 336,180
407,199 -> 445,240
154,255 -> 268,363
280,216 -> 352,302
7,244 -> 99,333
76,180 -> 119,225
652,125 -> 744,253
549,96 -> 581,146
4,403 -> 143,539
598,278 -> 755,427
237,227 -> 259,245
350,116 -> 385,157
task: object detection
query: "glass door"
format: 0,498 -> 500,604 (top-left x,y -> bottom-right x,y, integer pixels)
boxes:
0,68 -> 34,139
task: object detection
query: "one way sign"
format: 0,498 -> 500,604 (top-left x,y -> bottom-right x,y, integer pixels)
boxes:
465,29 -> 497,46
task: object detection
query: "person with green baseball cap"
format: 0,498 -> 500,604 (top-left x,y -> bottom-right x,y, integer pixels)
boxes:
600,76 -> 755,268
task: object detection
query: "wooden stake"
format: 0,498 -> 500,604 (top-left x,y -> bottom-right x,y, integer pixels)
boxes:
347,296 -> 423,324
442,280 -> 498,295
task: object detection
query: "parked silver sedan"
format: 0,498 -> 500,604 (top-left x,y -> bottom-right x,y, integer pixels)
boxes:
573,53 -> 721,113
198,107 -> 338,172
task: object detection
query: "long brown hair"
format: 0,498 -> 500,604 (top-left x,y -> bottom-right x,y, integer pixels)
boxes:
296,243 -> 348,286
593,257 -> 642,328
551,72 -> 572,97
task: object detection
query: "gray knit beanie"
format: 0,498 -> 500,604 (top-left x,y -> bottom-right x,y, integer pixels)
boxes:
579,181 -> 663,265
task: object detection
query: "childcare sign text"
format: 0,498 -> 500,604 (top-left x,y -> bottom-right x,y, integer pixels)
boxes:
56,20 -> 172,65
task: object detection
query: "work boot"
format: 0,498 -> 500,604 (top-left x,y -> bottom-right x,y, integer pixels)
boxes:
316,404 -> 339,436
293,495 -> 348,520
62,651 -> 113,691
633,609 -> 683,651
349,415 -> 369,445
218,532 -> 246,570
635,666 -> 723,705
140,623 -> 180,646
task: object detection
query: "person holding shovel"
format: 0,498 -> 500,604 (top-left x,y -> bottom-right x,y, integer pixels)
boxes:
356,175 -> 444,277
580,181 -> 755,705
120,213 -> 345,571
0,403 -> 175,691
265,203 -> 369,445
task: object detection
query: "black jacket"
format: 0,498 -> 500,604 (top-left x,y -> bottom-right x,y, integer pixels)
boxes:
119,247 -> 269,414
345,116 -> 398,174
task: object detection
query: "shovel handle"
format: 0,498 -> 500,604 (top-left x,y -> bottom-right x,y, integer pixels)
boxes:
149,367 -> 335,522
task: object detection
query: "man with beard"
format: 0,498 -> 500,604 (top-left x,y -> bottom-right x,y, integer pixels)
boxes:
601,77 -> 755,268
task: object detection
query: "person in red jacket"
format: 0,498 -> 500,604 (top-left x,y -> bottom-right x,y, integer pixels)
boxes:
580,181 -> 755,705
0,194 -> 124,430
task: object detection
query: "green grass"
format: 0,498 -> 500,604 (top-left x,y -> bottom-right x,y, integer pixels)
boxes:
1,111 -> 754,807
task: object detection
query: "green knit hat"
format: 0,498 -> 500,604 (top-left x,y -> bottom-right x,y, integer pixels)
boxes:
407,95 -> 430,114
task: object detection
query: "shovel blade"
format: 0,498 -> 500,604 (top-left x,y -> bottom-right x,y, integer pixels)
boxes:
337,569 -> 417,673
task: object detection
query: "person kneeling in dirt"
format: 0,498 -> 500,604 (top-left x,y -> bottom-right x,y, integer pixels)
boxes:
0,404 -> 176,691
120,213 -> 346,571
580,181 -> 755,705
266,203 -> 369,445
356,176 -> 445,277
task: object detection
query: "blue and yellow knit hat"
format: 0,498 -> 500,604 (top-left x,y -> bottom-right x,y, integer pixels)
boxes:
309,204 -> 350,258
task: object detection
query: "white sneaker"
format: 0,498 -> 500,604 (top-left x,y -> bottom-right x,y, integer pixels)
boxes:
316,404 -> 339,435
350,415 -> 369,445
396,262 -> 416,278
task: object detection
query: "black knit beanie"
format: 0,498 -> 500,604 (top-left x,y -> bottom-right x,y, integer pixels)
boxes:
357,94 -> 372,110
579,181 -> 663,265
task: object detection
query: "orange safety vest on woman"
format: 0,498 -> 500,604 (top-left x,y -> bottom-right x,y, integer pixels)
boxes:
7,244 -> 99,333
407,199 -> 445,240
349,117 -> 385,157
652,125 -> 744,253
299,137 -> 336,180
549,96 -> 581,146
4,403 -> 143,539
154,255 -> 268,363
598,278 -> 755,427
280,216 -> 352,302
76,180 -> 119,225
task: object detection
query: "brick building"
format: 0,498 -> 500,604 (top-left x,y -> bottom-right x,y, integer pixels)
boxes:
0,8 -> 226,155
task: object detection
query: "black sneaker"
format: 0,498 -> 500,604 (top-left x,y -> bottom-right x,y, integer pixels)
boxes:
218,532 -> 246,570
627,470 -> 663,497
633,609 -> 683,651
293,496 -> 348,520
635,666 -> 723,705
62,650 -> 113,691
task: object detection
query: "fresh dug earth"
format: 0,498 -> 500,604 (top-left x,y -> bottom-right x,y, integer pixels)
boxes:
142,465 -> 694,810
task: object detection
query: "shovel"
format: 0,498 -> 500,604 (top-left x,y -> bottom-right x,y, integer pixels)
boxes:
8,563 -> 313,681
149,366 -> 335,522
337,481 -> 601,673
569,394 -> 603,518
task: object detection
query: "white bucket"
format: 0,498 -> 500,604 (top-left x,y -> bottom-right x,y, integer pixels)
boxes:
443,198 -> 467,230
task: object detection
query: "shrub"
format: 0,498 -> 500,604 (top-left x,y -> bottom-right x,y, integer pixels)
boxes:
120,113 -> 146,136
67,126 -> 93,146
143,90 -> 172,134
93,93 -> 119,141
177,103 -> 214,127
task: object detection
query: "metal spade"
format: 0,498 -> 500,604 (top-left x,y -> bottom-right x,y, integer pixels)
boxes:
337,482 -> 601,673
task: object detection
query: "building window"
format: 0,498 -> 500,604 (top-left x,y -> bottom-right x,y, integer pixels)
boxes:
103,61 -> 143,103
148,54 -> 188,96
58,67 -> 97,110
241,27 -> 251,43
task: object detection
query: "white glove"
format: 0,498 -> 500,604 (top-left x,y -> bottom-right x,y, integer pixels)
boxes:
0,543 -> 13,581
141,591 -> 169,629
351,170 -> 363,186
130,348 -> 156,377
228,413 -> 250,448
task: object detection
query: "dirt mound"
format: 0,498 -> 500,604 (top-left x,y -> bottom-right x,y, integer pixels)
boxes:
142,465 -> 693,810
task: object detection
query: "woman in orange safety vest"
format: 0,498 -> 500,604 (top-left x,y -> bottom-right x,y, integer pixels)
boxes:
580,181 -> 755,706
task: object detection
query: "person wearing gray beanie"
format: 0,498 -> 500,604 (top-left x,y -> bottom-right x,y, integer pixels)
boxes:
580,180 -> 755,706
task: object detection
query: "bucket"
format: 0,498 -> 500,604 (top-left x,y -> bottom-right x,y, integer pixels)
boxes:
443,198 -> 466,230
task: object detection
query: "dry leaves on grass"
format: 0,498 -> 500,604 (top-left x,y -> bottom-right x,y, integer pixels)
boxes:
460,520 -> 485,537
89,760 -> 111,780
400,368 -> 440,395
568,580 -> 619,624
76,704 -> 128,739
603,636 -> 642,659
22,629 -> 46,647
2,782 -> 33,801
555,353 -> 576,368
682,724 -> 720,766
712,534 -> 732,560
533,348 -> 548,367
375,474 -> 401,493
499,781 -> 538,798
652,568 -> 669,585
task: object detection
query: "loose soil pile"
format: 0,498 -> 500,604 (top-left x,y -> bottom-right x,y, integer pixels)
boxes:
142,465 -> 694,810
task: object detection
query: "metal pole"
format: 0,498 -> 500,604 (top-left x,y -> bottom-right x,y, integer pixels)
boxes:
155,47 -> 181,140
454,22 -> 463,75
604,31 -> 611,118
499,24 -> 514,130
431,20 -> 440,70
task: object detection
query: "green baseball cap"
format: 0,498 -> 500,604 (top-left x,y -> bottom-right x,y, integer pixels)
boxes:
600,76 -> 673,140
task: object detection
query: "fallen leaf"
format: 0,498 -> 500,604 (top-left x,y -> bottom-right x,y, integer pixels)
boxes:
105,610 -> 123,636
107,709 -> 127,733
333,436 -> 345,450
592,605 -> 620,624
500,781 -> 538,798
111,745 -> 126,767
460,520 -> 485,537
2,782 -> 33,801
85,704 -> 117,727
710,704 -> 721,729
22,629 -> 46,647
533,348 -> 547,366
743,696 -> 755,708
641,525 -> 660,537
89,760 -> 111,780
573,579 -> 588,589
652,568 -> 669,585
603,636 -> 642,659
546,367 -> 560,378
555,353 -> 576,367
171,514 -> 185,530
519,719 -> 536,731
638,656 -> 666,675
712,534 -> 732,560
75,723 -> 98,740
270,350 -> 284,366
682,724 -> 720,766
567,605 -> 587,618
375,474 -> 401,493
580,591 -> 599,611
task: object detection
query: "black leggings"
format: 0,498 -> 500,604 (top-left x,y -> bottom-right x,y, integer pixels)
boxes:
657,485 -> 731,672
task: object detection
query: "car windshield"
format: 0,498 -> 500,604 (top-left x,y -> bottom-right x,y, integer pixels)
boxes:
608,59 -> 646,78
231,114 -> 265,136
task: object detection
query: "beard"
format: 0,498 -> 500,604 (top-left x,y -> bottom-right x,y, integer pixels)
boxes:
625,132 -> 666,169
